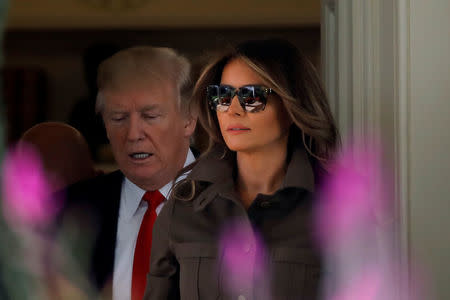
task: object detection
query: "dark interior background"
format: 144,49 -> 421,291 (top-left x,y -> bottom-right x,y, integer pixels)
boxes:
3,26 -> 320,164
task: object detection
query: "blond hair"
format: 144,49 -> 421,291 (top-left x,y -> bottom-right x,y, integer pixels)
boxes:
96,46 -> 191,115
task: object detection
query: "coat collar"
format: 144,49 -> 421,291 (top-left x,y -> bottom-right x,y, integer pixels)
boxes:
189,144 -> 315,211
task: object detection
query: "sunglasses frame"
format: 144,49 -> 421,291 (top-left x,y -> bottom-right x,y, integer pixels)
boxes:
207,84 -> 274,113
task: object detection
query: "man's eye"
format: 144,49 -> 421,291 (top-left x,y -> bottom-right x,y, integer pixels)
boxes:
144,114 -> 159,120
111,117 -> 125,122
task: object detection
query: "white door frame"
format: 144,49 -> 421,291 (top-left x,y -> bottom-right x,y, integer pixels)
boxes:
321,0 -> 411,293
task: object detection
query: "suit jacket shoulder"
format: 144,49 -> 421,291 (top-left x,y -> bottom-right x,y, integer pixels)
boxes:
64,169 -> 123,208
57,169 -> 124,295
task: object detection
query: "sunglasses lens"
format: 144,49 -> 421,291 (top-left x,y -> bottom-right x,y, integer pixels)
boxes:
207,85 -> 234,111
208,85 -> 270,113
240,86 -> 266,112
207,85 -> 218,99
207,85 -> 222,111
214,85 -> 232,112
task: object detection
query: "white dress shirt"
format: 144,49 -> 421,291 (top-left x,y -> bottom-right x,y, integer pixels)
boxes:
112,149 -> 195,300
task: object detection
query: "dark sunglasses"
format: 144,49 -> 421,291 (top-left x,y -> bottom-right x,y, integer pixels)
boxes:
207,84 -> 274,113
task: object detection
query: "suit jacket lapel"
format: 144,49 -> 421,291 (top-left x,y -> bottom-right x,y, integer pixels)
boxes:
91,170 -> 123,297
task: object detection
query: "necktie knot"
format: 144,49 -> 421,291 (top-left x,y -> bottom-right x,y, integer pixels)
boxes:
142,190 -> 165,212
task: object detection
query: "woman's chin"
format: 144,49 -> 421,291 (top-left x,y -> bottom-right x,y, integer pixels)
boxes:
226,144 -> 259,154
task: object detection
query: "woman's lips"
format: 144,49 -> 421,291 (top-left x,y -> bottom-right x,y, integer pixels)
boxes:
226,125 -> 250,134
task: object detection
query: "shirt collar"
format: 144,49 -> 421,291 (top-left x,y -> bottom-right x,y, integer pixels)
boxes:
122,148 -> 196,220
189,144 -> 315,211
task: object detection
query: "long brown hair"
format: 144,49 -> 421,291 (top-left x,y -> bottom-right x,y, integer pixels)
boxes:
191,38 -> 339,163
172,39 -> 340,201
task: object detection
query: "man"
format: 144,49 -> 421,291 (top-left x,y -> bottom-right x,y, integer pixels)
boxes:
57,46 -> 196,300
19,121 -> 97,192
0,122 -> 97,299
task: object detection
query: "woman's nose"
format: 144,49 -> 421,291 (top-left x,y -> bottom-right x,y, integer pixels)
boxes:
227,96 -> 244,115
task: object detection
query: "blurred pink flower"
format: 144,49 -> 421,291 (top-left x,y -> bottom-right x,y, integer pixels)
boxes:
219,220 -> 267,293
314,143 -> 388,249
1,143 -> 60,227
329,262 -> 422,300
331,269 -> 382,300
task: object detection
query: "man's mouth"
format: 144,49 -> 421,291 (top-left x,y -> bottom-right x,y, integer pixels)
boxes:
129,152 -> 153,159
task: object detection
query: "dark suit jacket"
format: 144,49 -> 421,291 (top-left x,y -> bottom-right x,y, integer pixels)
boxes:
55,148 -> 198,298
56,170 -> 124,298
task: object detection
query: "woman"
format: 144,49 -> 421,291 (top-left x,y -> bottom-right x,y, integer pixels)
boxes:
145,39 -> 339,300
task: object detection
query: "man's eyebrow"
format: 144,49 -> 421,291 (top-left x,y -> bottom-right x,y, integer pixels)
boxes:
106,110 -> 128,115
140,105 -> 161,112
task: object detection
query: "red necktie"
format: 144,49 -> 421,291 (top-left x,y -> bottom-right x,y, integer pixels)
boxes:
131,190 -> 165,300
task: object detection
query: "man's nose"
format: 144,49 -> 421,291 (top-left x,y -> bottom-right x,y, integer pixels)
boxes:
127,116 -> 145,142
227,96 -> 244,115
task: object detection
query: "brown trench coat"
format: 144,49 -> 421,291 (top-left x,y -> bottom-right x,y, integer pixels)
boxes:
144,144 -> 322,300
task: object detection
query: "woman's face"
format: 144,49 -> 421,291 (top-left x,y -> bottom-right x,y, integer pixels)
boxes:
216,58 -> 291,153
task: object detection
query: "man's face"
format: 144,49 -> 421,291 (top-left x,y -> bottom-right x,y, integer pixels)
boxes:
102,80 -> 195,190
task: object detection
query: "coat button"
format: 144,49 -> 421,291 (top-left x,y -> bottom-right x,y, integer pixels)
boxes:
238,295 -> 246,300
260,201 -> 270,208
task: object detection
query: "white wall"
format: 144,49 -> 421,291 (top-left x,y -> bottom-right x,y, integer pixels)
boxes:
408,0 -> 450,298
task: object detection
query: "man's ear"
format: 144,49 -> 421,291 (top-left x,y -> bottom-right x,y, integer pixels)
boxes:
183,116 -> 197,137
103,117 -> 111,141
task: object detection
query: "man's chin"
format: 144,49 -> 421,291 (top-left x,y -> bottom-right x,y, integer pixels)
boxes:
122,162 -> 152,175
122,167 -> 165,189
